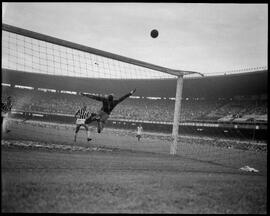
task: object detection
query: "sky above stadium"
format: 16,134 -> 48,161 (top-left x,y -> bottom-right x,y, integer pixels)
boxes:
2,2 -> 268,75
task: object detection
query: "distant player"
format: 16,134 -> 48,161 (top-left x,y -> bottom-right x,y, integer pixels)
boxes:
74,104 -> 92,142
136,124 -> 143,141
80,89 -> 136,133
1,96 -> 12,133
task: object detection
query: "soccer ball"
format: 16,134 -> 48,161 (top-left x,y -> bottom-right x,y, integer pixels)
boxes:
151,29 -> 159,38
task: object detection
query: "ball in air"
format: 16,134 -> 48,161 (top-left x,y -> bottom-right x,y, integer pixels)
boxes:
150,29 -> 159,38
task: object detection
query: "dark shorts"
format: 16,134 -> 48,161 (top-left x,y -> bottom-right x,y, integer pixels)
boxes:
98,111 -> 109,122
85,111 -> 109,124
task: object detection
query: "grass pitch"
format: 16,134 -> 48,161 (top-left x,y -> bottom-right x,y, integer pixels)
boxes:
1,119 -> 267,213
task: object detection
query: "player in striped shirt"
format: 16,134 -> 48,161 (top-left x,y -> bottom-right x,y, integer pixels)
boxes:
1,96 -> 12,133
74,104 -> 92,142
79,89 -> 136,133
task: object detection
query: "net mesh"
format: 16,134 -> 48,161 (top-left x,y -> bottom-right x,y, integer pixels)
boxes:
2,30 -> 176,79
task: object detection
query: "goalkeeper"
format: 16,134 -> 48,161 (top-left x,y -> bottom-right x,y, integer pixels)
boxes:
79,89 -> 136,133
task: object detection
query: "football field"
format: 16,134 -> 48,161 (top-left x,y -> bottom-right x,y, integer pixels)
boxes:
1,119 -> 267,213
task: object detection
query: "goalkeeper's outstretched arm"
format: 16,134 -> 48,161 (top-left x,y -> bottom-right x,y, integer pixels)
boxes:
117,89 -> 136,104
79,92 -> 106,102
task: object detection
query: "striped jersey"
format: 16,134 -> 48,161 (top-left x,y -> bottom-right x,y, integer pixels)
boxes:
75,108 -> 90,119
1,102 -> 12,113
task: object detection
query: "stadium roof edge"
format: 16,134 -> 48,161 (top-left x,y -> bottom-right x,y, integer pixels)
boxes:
2,68 -> 267,98
184,69 -> 268,79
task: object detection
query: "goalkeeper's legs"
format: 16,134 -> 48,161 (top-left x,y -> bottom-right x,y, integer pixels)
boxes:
97,121 -> 104,133
96,111 -> 109,133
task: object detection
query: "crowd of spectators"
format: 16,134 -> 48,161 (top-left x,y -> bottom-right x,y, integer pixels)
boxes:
205,100 -> 268,122
2,87 -> 268,123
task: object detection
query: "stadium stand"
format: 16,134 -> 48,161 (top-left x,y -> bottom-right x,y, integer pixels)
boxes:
2,86 -> 267,123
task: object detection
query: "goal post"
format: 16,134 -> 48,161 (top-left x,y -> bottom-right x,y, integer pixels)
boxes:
170,75 -> 184,155
2,23 -> 203,155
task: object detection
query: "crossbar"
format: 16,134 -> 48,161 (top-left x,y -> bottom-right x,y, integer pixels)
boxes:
2,23 -> 202,77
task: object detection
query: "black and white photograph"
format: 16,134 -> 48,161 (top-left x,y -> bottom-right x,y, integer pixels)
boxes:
1,2 -> 267,213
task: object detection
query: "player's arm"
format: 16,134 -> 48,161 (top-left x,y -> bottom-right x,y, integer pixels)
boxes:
79,92 -> 105,102
116,89 -> 136,104
74,109 -> 80,118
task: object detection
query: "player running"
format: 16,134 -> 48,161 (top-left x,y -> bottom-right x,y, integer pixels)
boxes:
1,96 -> 12,133
79,89 -> 136,133
74,104 -> 92,142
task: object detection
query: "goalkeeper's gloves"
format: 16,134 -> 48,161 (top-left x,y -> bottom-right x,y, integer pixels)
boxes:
130,89 -> 136,95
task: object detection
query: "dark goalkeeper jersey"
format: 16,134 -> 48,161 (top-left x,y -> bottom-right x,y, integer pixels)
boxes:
82,92 -> 132,115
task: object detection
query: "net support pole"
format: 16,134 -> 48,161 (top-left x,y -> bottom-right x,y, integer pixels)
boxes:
170,74 -> 184,155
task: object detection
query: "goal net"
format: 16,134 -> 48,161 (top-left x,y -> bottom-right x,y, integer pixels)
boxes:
2,24 -> 267,174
